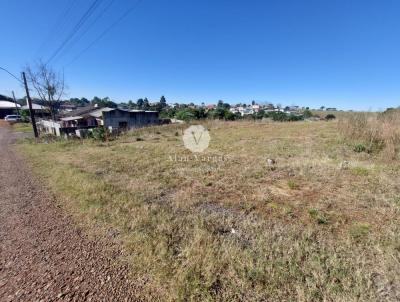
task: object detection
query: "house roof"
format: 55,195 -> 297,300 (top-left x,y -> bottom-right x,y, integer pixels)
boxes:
62,104 -> 100,117
60,116 -> 83,122
21,103 -> 47,110
60,107 -> 159,121
130,109 -> 158,113
0,101 -> 21,109
88,107 -> 115,118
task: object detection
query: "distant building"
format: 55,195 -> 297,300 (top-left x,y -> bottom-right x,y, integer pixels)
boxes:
0,101 -> 21,119
59,103 -> 78,112
326,108 -> 337,111
288,105 -> 300,111
38,105 -> 160,137
251,104 -> 261,113
21,99 -> 49,118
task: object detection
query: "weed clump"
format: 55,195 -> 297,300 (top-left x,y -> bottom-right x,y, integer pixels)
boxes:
288,180 -> 299,190
354,144 -> 366,153
308,208 -> 328,224
350,223 -> 370,240
339,111 -> 400,159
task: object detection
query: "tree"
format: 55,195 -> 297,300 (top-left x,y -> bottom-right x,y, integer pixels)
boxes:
92,96 -> 102,104
256,109 -> 266,119
100,97 -> 117,108
137,98 -> 144,109
160,95 -> 167,108
143,98 -> 150,110
224,110 -> 236,121
128,100 -> 135,108
303,109 -> 313,118
25,61 -> 65,120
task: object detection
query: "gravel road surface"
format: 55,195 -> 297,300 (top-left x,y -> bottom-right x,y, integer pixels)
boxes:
0,125 -> 142,301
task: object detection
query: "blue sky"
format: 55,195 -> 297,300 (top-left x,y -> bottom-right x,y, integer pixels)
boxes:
1,0 -> 400,110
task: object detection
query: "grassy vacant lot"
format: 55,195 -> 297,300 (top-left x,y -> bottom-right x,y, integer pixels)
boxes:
18,120 -> 400,301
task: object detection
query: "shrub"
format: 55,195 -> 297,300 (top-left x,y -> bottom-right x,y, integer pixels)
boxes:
223,111 -> 236,121
354,144 -> 366,153
308,208 -> 328,224
325,114 -> 336,120
303,109 -> 313,118
270,111 -> 288,122
287,115 -> 304,122
92,127 -> 106,141
176,109 -> 195,121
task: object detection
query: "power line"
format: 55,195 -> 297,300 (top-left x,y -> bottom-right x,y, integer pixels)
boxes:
53,0 -> 117,64
46,0 -> 104,64
0,66 -> 23,84
35,0 -> 79,58
65,0 -> 143,68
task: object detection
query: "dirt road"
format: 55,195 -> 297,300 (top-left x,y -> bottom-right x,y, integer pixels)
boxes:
0,126 -> 142,301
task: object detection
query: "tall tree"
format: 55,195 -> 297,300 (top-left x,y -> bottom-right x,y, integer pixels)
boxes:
137,98 -> 144,109
160,95 -> 167,107
25,61 -> 65,120
143,98 -> 150,110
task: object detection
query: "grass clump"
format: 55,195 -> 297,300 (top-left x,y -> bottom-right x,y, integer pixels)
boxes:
287,180 -> 299,190
351,166 -> 369,176
354,144 -> 367,153
308,208 -> 328,224
350,223 -> 370,240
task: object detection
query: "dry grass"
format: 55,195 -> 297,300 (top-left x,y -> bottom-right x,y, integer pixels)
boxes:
12,122 -> 34,133
18,120 -> 400,301
338,110 -> 400,160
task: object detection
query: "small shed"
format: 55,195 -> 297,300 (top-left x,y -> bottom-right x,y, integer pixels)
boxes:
103,109 -> 159,130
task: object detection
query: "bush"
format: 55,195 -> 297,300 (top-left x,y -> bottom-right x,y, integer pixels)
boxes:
224,111 -> 236,121
176,109 -> 195,121
287,115 -> 304,122
91,127 -> 106,141
325,114 -> 336,120
270,111 -> 288,122
354,144 -> 366,153
303,109 -> 313,118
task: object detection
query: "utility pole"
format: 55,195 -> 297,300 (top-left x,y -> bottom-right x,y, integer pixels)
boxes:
11,91 -> 20,116
22,72 -> 38,138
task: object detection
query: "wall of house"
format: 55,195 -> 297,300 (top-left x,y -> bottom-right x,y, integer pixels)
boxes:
0,109 -> 15,119
37,120 -> 62,136
103,110 -> 159,130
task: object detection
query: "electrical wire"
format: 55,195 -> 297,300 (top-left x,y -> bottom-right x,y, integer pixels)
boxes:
0,66 -> 23,84
65,0 -> 143,68
34,0 -> 79,58
52,0 -> 116,64
46,0 -> 104,64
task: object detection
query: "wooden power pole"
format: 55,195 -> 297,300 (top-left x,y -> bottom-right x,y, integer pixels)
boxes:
11,91 -> 20,116
22,72 -> 39,138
